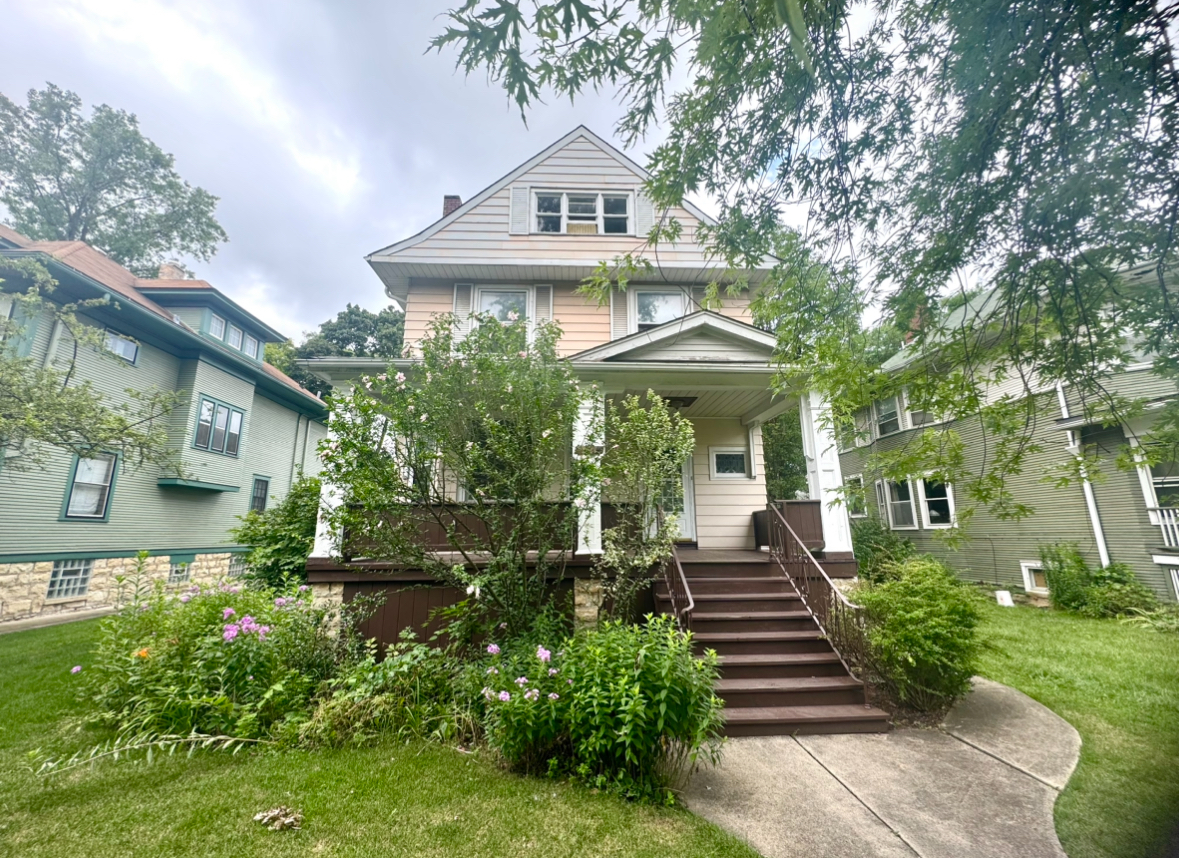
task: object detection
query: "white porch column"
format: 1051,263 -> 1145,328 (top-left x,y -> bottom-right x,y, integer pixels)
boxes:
573,384 -> 605,555
799,390 -> 854,555
310,383 -> 352,561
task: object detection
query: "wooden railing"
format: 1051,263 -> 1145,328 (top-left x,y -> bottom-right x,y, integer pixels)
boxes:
663,544 -> 695,632
1152,507 -> 1179,548
766,503 -> 867,677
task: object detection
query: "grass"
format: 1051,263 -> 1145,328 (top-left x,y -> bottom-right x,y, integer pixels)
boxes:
0,620 -> 757,858
975,600 -> 1179,858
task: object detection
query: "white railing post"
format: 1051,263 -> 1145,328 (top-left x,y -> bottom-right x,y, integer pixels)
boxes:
799,390 -> 854,554
310,384 -> 353,561
1159,508 -> 1179,548
573,384 -> 605,555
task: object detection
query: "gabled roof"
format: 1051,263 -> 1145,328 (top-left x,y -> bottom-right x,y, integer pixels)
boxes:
571,310 -> 777,363
368,125 -> 717,261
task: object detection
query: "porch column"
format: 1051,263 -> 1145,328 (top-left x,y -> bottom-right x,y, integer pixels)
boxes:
799,390 -> 854,555
573,384 -> 605,555
310,383 -> 352,561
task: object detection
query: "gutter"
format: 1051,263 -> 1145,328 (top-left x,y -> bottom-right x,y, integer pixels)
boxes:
1056,381 -> 1111,567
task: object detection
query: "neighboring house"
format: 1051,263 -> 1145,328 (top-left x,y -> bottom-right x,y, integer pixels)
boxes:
0,227 -> 328,623
301,126 -> 855,565
837,297 -> 1179,602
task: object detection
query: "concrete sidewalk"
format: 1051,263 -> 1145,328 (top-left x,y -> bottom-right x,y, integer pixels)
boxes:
683,678 -> 1081,858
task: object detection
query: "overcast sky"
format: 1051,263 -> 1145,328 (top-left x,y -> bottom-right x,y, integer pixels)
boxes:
0,0 -> 676,340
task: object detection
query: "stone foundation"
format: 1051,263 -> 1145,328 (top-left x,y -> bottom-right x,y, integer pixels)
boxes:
574,578 -> 604,630
0,552 -> 235,623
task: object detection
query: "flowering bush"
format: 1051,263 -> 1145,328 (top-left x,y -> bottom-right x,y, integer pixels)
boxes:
481,616 -> 724,803
83,578 -> 344,740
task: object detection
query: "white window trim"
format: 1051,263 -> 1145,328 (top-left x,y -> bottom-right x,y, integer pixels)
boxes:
103,330 -> 138,363
209,314 -> 226,340
874,396 -> 903,437
244,334 -> 259,359
844,474 -> 868,518
1021,560 -> 1048,595
473,284 -> 534,332
531,189 -> 634,236
227,324 -> 243,349
628,287 -> 690,335
916,476 -> 957,529
884,479 -> 920,530
709,446 -> 749,480
874,479 -> 887,518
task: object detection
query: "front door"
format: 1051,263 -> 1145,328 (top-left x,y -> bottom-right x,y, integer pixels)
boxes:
660,455 -> 696,541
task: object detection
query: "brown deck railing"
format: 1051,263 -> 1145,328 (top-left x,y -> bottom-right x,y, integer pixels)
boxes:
663,544 -> 695,632
766,503 -> 867,676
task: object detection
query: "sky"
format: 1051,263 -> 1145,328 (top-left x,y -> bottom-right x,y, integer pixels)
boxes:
0,0 -> 679,341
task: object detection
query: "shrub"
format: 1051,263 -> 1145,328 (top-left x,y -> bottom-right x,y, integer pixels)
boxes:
1040,544 -> 1159,617
854,556 -> 980,712
480,616 -> 724,803
1123,604 -> 1179,634
83,576 -> 344,741
301,631 -> 474,747
230,473 -> 320,587
851,517 -> 916,584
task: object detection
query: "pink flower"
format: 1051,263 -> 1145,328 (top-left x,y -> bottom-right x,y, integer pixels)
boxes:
482,687 -> 493,700
548,668 -> 559,676
223,624 -> 240,642
222,607 -> 236,619
518,350 -> 527,358
548,693 -> 559,701
567,679 -> 573,685
395,372 -> 406,383
498,691 -> 511,702
179,594 -> 192,603
536,646 -> 551,663
515,676 -> 529,687
486,643 -> 500,655
573,497 -> 586,509
298,585 -> 309,592
274,597 -> 288,608
70,665 -> 82,674
487,666 -> 499,675
524,688 -> 540,701
507,311 -> 519,321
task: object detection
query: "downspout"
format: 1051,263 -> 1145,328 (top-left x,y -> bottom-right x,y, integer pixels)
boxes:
289,413 -> 302,485
1056,382 -> 1111,567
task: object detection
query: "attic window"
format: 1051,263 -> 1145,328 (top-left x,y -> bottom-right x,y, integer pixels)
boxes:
533,191 -> 630,235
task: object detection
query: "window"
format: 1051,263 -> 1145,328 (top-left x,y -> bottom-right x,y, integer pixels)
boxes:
228,555 -> 248,577
250,477 -> 269,513
477,288 -> 529,322
710,447 -> 748,479
917,478 -> 955,528
875,397 -> 901,436
168,561 -> 190,585
533,191 -> 630,235
227,325 -> 243,349
104,331 -> 138,363
885,480 -> 918,529
844,475 -> 867,517
65,453 -> 116,519
193,397 -> 244,456
47,559 -> 93,600
1150,455 -> 1179,507
1021,561 -> 1048,595
875,480 -> 887,518
634,290 -> 688,331
209,314 -> 226,339
243,334 -> 259,359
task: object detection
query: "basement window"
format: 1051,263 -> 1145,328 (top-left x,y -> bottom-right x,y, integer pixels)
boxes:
1021,561 -> 1048,595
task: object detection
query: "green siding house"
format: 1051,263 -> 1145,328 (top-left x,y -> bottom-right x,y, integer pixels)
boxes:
837,325 -> 1179,602
0,227 -> 328,623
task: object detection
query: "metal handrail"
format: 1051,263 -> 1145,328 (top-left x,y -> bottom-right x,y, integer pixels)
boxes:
664,544 -> 695,632
765,503 -> 867,677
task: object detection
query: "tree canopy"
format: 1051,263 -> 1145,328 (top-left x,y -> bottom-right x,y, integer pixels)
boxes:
0,83 -> 227,277
434,0 -> 1179,523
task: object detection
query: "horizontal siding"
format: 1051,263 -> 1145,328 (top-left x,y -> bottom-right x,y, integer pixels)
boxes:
839,392 -> 1177,601
626,329 -> 769,362
690,420 -> 766,550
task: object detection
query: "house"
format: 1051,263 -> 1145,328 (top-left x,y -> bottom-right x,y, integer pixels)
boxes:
0,227 -> 328,623
301,127 -> 888,735
837,292 -> 1179,602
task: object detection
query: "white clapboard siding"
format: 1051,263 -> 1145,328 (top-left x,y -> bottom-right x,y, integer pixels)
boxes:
534,284 -> 553,326
690,419 -> 767,550
453,283 -> 474,341
624,329 -> 773,363
509,186 -> 530,235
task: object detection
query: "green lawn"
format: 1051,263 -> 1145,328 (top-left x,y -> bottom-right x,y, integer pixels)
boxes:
976,600 -> 1179,858
0,620 -> 757,858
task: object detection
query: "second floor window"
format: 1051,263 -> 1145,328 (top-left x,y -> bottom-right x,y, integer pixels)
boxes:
534,191 -> 630,235
478,288 -> 528,322
250,477 -> 270,513
104,331 -> 138,363
1151,455 -> 1179,507
209,314 -> 226,339
194,397 -> 244,456
634,290 -> 688,332
244,334 -> 259,359
227,325 -> 243,349
65,453 -> 117,519
875,397 -> 901,436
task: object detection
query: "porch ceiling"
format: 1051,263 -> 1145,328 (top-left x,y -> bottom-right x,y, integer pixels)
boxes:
618,387 -> 790,420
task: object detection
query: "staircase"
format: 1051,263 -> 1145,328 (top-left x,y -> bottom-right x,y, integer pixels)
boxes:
656,548 -> 890,736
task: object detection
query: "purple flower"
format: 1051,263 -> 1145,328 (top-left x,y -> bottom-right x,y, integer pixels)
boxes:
567,679 -> 573,685
536,646 -> 551,663
179,594 -> 192,603
70,665 -> 82,674
257,625 -> 271,641
498,691 -> 511,702
548,668 -> 559,676
482,687 -> 493,700
524,688 -> 540,701
486,643 -> 500,655
515,676 -> 529,687
222,607 -> 236,619
274,597 -> 288,608
548,693 -> 559,701
223,624 -> 240,642
298,585 -> 309,592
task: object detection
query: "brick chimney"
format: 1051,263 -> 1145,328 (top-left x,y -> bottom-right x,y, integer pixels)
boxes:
156,261 -> 187,279
443,195 -> 462,217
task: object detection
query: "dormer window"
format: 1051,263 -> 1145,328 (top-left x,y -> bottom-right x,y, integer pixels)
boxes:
533,191 -> 630,235
244,334 -> 259,359
227,325 -> 243,349
209,314 -> 226,339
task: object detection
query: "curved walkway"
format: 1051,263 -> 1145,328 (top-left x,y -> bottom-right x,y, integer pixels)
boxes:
682,677 -> 1081,858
